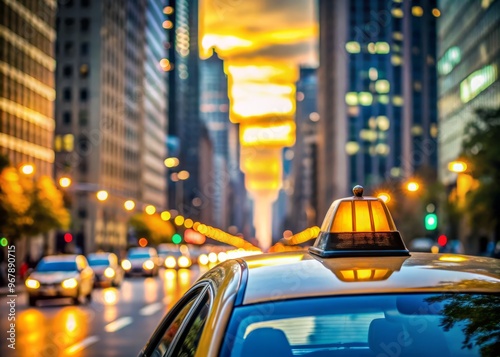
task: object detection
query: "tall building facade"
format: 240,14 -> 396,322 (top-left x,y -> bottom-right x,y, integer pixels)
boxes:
199,52 -> 230,228
165,0 -> 202,217
317,0 -> 438,217
55,0 -> 167,253
288,67 -> 318,233
438,0 -> 499,184
142,0 -> 167,208
0,0 -> 56,176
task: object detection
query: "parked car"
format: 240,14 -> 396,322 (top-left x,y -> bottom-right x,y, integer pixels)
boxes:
25,255 -> 95,306
121,247 -> 159,277
87,252 -> 124,287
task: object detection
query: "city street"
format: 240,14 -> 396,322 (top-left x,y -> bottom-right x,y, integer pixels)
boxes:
0,268 -> 202,357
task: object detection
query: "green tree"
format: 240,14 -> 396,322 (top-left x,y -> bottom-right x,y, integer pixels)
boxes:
462,107 -> 500,244
0,166 -> 70,241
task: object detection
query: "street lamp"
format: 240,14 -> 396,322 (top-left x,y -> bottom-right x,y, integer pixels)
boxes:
124,200 -> 135,211
20,163 -> 35,175
406,181 -> 420,192
96,190 -> 108,201
377,192 -> 391,203
448,160 -> 467,173
59,176 -> 72,188
164,157 -> 179,168
145,205 -> 156,215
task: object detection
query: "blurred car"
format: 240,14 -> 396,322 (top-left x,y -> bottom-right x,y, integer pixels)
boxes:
121,247 -> 159,277
139,186 -> 500,357
87,252 -> 124,287
25,255 -> 95,306
158,244 -> 192,269
408,237 -> 436,252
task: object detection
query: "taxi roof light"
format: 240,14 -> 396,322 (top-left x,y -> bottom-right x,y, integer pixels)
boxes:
309,185 -> 410,258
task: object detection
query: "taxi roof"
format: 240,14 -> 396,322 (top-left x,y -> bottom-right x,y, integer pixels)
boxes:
236,251 -> 500,305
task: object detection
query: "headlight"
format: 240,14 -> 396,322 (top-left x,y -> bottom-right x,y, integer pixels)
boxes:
25,278 -> 40,289
198,254 -> 209,265
104,267 -> 115,278
121,260 -> 131,270
165,256 -> 177,269
143,260 -> 155,270
178,256 -> 191,268
62,278 -> 78,289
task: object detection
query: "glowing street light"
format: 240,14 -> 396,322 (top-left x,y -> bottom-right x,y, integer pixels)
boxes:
145,205 -> 156,215
448,160 -> 467,173
59,176 -> 72,188
178,170 -> 190,180
20,164 -> 35,175
164,157 -> 179,168
96,190 -> 108,201
406,181 -> 420,192
377,192 -> 391,203
124,200 -> 135,211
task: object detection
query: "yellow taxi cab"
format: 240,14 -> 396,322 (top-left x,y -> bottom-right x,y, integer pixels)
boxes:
139,186 -> 500,357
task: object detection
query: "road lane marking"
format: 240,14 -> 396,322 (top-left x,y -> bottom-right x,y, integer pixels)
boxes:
65,336 -> 100,354
140,302 -> 164,316
105,316 -> 133,332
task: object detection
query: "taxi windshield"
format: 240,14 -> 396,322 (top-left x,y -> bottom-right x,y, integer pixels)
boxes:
221,293 -> 499,357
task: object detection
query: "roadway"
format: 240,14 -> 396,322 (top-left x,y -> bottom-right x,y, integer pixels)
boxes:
0,268 -> 202,356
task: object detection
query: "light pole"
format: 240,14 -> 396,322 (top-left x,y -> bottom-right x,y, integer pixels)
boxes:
96,190 -> 109,249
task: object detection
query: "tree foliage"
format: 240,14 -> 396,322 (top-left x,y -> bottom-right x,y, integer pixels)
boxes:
462,107 -> 500,241
0,166 -> 70,240
129,213 -> 175,245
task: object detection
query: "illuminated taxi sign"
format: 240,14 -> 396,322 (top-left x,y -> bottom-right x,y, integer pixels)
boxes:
309,185 -> 410,258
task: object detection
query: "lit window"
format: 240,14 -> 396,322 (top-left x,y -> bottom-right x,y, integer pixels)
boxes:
412,6 -> 423,17
376,143 -> 390,156
347,106 -> 360,116
345,92 -> 358,106
80,64 -> 89,78
368,117 -> 377,129
460,64 -> 498,103
390,167 -> 401,177
438,46 -> 461,75
345,142 -> 360,155
377,116 -> 390,131
54,136 -> 62,152
411,125 -> 423,136
375,80 -> 390,93
393,96 -> 404,106
358,92 -> 373,106
393,32 -> 403,41
432,8 -> 441,17
345,41 -> 361,53
430,124 -> 438,138
391,55 -> 402,66
63,134 -> 74,151
391,8 -> 403,18
375,42 -> 390,54
163,20 -> 173,29
369,68 -> 378,81
296,92 -> 305,101
367,43 -> 376,54
163,6 -> 174,14
378,95 -> 389,104
360,129 -> 377,142
414,82 -> 422,91
309,112 -> 320,122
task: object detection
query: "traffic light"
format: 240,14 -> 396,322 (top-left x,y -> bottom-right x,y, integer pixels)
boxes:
425,213 -> 438,230
64,233 -> 73,243
172,233 -> 182,244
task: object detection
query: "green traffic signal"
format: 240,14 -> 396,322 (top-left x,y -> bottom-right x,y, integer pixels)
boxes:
0,237 -> 8,247
425,213 -> 438,230
172,233 -> 182,244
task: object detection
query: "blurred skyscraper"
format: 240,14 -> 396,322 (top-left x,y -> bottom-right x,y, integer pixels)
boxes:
317,0 -> 438,217
164,0 -> 202,217
54,0 -> 167,253
199,52 -> 230,228
0,0 -> 56,176
438,0 -> 499,184
287,67 -> 318,233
